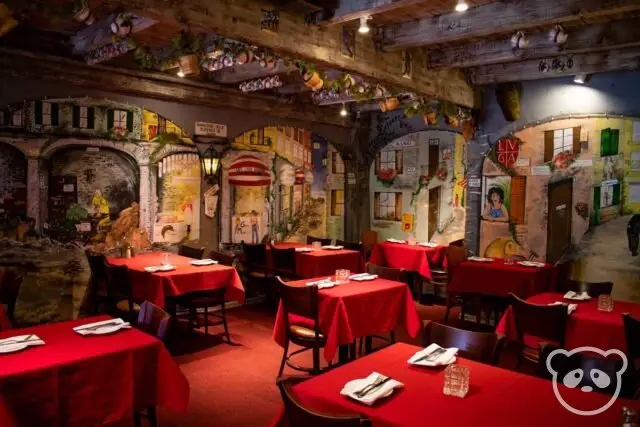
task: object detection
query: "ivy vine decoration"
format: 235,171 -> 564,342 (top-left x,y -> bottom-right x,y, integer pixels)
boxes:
409,168 -> 448,205
404,98 -> 437,125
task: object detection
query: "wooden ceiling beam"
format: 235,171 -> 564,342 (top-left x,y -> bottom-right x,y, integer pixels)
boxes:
0,47 -> 350,127
102,0 -> 476,108
469,47 -> 640,85
428,19 -> 640,69
383,0 -> 640,51
319,0 -> 429,26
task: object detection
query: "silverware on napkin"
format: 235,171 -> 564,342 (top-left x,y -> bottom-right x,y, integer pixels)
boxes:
0,334 -> 35,347
355,376 -> 393,397
414,347 -> 447,363
76,321 -> 123,331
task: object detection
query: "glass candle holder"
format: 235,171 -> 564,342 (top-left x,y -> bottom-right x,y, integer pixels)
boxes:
407,235 -> 416,246
597,294 -> 614,312
162,253 -> 170,266
311,241 -> 322,250
504,258 -> 514,265
443,364 -> 469,398
335,269 -> 350,284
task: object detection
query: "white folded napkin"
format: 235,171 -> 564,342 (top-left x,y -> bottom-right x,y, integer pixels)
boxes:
386,238 -> 406,244
468,256 -> 493,262
549,301 -> 578,315
306,278 -> 337,289
0,334 -> 45,348
563,291 -> 591,301
351,274 -> 378,281
189,259 -> 218,266
408,343 -> 458,367
417,242 -> 438,247
518,261 -> 546,268
144,264 -> 176,272
340,372 -> 404,406
295,247 -> 314,252
322,245 -> 344,250
73,318 -> 131,335
349,273 -> 369,279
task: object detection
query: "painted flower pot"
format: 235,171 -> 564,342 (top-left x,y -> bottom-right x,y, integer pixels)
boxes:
236,49 -> 254,65
379,97 -> 399,112
74,6 -> 95,26
0,4 -> 18,37
423,111 -> 437,125
445,115 -> 459,128
179,54 -> 200,76
303,71 -> 324,91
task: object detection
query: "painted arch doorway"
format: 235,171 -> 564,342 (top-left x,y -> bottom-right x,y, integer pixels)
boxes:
547,178 -> 573,263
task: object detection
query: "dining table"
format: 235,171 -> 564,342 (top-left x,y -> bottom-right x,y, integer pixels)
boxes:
496,292 -> 640,352
270,243 -> 365,278
107,252 -> 245,308
368,241 -> 446,280
0,315 -> 189,427
282,342 -> 636,427
448,258 -> 556,298
273,276 -> 420,362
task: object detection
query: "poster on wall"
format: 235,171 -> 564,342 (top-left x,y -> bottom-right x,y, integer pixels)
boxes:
481,176 -> 510,222
401,213 -> 414,232
232,214 -> 262,244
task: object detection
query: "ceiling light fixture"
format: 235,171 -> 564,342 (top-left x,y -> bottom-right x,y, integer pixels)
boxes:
510,31 -> 528,49
177,69 -> 185,78
574,74 -> 590,84
340,103 -> 348,117
549,24 -> 568,45
455,0 -> 469,12
358,16 -> 371,34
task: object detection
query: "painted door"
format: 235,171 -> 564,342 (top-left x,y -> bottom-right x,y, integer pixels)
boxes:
428,186 -> 440,241
547,179 -> 573,263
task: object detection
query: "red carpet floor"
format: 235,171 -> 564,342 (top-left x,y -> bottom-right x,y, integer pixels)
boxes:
157,303 -> 465,427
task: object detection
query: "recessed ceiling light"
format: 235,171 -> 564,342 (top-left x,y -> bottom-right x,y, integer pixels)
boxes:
359,16 -> 371,34
340,103 -> 348,117
574,74 -> 590,84
455,0 -> 469,12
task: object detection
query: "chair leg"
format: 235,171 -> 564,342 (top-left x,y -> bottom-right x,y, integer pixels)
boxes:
204,306 -> 208,335
133,412 -> 142,427
278,341 -> 289,377
188,307 -> 195,332
312,347 -> 321,374
390,330 -> 395,343
148,406 -> 158,427
221,302 -> 231,344
444,296 -> 452,325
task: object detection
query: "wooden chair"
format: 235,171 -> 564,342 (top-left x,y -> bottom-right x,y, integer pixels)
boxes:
137,301 -> 172,342
307,236 -> 332,246
336,239 -> 364,254
103,261 -> 140,323
208,250 -> 236,267
423,321 -> 504,365
270,244 -> 299,280
560,279 -> 613,297
84,249 -> 109,314
508,293 -> 568,371
442,245 -> 468,324
277,277 -> 327,377
277,377 -> 371,427
178,244 -> 205,260
0,268 -> 23,325
449,239 -> 465,247
361,230 -> 378,260
365,262 -> 408,283
172,286 -> 232,344
623,313 -> 640,398
241,241 -> 272,301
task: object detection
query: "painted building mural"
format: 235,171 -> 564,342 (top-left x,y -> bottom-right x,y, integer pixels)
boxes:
369,130 -> 467,243
219,126 -> 344,244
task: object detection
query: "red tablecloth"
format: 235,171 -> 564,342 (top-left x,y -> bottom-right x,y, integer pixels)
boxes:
368,242 -> 446,280
270,243 -> 364,278
0,305 -> 10,332
448,259 -> 556,297
496,292 -> 640,351
273,277 -> 420,362
280,343 -> 634,427
0,316 -> 189,427
108,252 -> 245,308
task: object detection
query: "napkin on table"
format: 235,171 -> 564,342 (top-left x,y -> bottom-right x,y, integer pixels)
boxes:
144,264 -> 176,272
0,334 -> 45,348
408,343 -> 458,367
305,278 -> 337,289
417,242 -> 437,247
73,318 -> 131,335
189,259 -> 218,266
386,238 -> 406,244
340,372 -> 404,406
563,291 -> 591,301
549,301 -> 578,314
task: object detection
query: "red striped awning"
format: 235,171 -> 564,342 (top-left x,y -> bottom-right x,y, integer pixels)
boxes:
229,155 -> 271,186
295,168 -> 305,184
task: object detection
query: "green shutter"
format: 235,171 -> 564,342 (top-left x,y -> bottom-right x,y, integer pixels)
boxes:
592,186 -> 601,225
72,105 -> 80,128
34,100 -> 43,125
107,109 -> 114,129
87,107 -> 95,129
126,111 -> 133,132
611,129 -> 620,155
50,103 -> 59,126
600,128 -> 611,157
613,183 -> 621,206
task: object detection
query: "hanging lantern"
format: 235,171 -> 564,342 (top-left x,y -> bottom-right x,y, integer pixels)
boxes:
201,144 -> 228,184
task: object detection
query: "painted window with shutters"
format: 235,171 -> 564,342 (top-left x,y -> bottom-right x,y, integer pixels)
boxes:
376,150 -> 403,174
373,192 -> 402,221
35,101 -> 59,127
72,106 -> 95,129
331,189 -> 344,216
113,109 -> 128,130
600,182 -> 621,208
332,152 -> 345,174
544,126 -> 580,162
600,128 -> 620,156
279,185 -> 292,222
11,108 -> 23,127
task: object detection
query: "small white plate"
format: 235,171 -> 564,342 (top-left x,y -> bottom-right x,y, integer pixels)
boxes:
189,259 -> 218,266
518,261 -> 545,268
352,274 -> 378,282
0,342 -> 29,354
322,245 -> 344,250
468,256 -> 493,263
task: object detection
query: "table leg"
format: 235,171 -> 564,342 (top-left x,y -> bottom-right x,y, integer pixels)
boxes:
365,336 -> 372,354
338,344 -> 350,364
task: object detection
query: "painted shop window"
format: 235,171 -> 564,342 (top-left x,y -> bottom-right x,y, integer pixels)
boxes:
428,144 -> 439,177
279,185 -> 292,222
12,108 -> 23,127
72,106 -> 95,129
332,152 -> 345,174
107,109 -> 133,132
374,192 -> 402,221
34,101 -> 59,127
376,150 -> 403,175
600,128 -> 620,156
544,127 -> 580,162
331,190 -> 344,216
599,182 -> 621,208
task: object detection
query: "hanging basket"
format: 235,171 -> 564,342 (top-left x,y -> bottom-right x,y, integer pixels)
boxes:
303,71 -> 324,91
379,97 -> 399,112
179,54 -> 200,76
495,82 -> 522,122
423,111 -> 437,125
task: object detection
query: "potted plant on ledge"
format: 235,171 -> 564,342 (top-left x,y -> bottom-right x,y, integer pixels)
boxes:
171,31 -> 203,77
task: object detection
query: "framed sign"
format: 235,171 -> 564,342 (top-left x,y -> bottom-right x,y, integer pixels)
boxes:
195,121 -> 227,138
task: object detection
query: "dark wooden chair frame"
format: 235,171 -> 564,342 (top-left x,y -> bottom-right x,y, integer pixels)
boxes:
178,244 -> 206,260
307,236 -> 333,246
560,279 -> 613,297
423,321 -> 504,365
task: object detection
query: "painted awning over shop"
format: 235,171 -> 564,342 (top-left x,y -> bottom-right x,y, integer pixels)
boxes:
229,155 -> 271,186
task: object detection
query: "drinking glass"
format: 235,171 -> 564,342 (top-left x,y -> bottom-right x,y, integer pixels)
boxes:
407,235 -> 416,246
311,241 -> 322,250
443,364 -> 470,398
504,258 -> 514,265
162,253 -> 170,266
597,294 -> 614,312
335,269 -> 350,284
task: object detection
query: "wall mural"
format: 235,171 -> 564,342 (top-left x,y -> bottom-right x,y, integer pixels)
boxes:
479,116 -> 640,300
369,130 -> 467,243
219,127 -> 344,244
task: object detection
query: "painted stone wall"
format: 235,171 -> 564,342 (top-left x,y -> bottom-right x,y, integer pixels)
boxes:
0,142 -> 27,219
369,130 -> 467,243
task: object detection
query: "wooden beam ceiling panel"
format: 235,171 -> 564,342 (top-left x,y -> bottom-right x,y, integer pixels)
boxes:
321,0 -> 430,25
102,0 -> 476,108
383,0 -> 640,51
428,19 -> 640,69
469,47 -> 640,85
0,47 -> 349,127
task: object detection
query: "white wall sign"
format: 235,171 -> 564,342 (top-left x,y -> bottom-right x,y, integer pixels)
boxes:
195,121 -> 227,137
515,157 -> 530,166
86,147 -> 100,153
468,178 -> 481,188
631,152 -> 640,171
390,138 -> 416,148
572,159 -> 593,168
63,184 -> 75,192
532,166 -> 551,176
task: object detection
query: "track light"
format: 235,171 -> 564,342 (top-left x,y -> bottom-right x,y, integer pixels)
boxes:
358,16 -> 371,34
455,0 -> 469,12
574,74 -> 590,84
340,103 -> 348,117
177,69 -> 185,78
